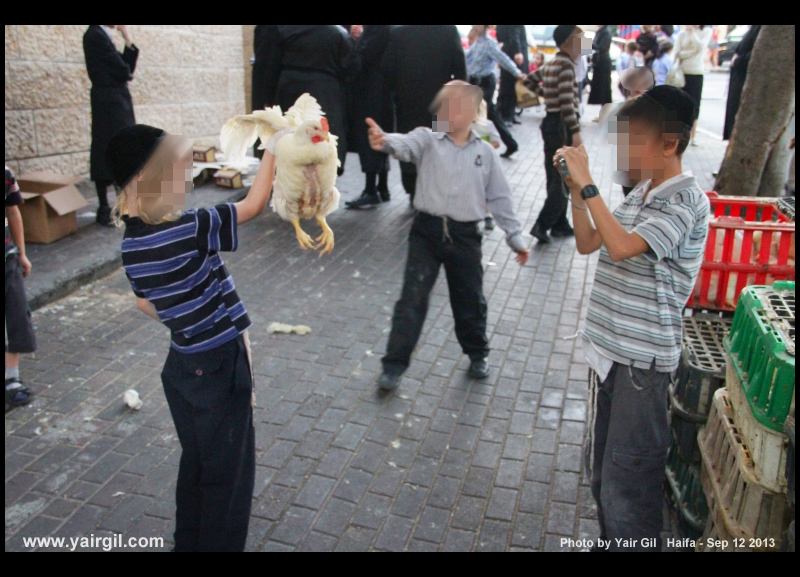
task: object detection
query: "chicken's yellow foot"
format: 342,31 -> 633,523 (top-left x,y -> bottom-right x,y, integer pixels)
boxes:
291,219 -> 315,251
315,217 -> 335,256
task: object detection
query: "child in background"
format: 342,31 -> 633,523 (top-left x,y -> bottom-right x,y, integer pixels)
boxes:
472,100 -> 502,230
653,40 -> 674,85
617,42 -> 637,98
5,166 -> 36,412
529,51 -> 545,73
107,124 -> 277,551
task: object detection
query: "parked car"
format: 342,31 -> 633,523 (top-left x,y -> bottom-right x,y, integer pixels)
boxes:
718,25 -> 749,66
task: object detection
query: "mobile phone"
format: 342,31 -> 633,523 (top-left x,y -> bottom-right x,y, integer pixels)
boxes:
558,157 -> 570,177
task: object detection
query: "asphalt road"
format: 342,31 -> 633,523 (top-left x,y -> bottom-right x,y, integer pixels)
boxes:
695,70 -> 730,140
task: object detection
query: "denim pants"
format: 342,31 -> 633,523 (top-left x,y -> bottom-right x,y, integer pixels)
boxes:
161,334 -> 255,551
586,361 -> 671,551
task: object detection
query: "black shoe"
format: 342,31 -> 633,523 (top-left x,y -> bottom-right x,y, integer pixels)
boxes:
96,205 -> 114,227
550,225 -> 575,238
467,358 -> 490,380
511,118 -> 522,125
345,193 -> 380,209
530,222 -> 551,244
500,145 -> 518,159
484,216 -> 495,231
378,188 -> 391,203
5,377 -> 32,412
376,371 -> 402,391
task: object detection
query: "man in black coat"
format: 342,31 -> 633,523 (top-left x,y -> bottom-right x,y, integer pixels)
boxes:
83,25 -> 138,226
380,25 -> 467,202
251,25 -> 281,160
257,25 -> 357,174
346,25 -> 394,209
723,25 -> 761,141
496,25 -> 528,125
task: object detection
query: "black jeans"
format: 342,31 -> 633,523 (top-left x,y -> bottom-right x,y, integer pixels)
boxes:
161,335 -> 255,551
470,74 -> 518,151
383,212 -> 489,373
534,112 -> 573,231
401,166 -> 416,200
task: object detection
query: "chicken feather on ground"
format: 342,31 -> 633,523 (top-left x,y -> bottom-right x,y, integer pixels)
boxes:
220,93 -> 340,255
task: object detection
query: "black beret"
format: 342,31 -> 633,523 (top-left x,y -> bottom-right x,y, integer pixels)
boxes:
105,124 -> 167,189
553,25 -> 577,47
643,85 -> 696,129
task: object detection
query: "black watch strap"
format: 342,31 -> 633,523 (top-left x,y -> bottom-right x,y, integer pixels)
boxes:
580,184 -> 600,200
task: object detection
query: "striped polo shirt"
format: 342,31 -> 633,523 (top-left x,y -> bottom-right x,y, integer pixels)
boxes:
121,203 -> 251,354
583,174 -> 710,373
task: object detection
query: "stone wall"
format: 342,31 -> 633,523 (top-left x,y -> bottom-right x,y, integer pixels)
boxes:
5,25 -> 245,179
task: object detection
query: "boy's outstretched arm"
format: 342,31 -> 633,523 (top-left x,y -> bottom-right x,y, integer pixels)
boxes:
365,118 -> 427,164
557,146 -> 649,262
136,297 -> 160,322
234,151 -> 276,224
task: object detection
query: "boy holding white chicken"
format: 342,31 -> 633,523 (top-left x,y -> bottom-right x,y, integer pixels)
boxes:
367,80 -> 530,391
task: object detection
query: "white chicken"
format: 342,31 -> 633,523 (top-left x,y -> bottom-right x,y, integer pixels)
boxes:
220,93 -> 340,255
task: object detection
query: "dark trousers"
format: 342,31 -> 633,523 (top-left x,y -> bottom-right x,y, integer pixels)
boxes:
401,166 -> 417,201
95,180 -> 113,208
5,254 -> 37,354
470,74 -> 518,152
587,361 -> 670,551
383,212 -> 489,373
498,68 -> 518,121
534,112 -> 573,231
161,335 -> 255,552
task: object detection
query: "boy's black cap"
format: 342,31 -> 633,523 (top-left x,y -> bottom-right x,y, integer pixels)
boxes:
106,124 -> 166,189
642,85 -> 696,129
553,25 -> 577,47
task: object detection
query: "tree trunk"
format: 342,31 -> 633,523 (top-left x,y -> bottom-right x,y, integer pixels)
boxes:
714,25 -> 795,196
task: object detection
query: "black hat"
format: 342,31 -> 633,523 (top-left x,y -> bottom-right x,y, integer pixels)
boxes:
553,25 -> 577,47
643,85 -> 696,129
106,124 -> 167,189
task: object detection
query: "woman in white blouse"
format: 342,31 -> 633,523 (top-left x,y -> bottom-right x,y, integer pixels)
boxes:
675,25 -> 714,146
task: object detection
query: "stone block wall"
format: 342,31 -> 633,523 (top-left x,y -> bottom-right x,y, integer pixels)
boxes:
5,25 -> 246,179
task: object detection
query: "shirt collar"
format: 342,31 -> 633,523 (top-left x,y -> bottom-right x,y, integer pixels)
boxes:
101,25 -> 116,41
434,129 -> 480,144
629,171 -> 695,205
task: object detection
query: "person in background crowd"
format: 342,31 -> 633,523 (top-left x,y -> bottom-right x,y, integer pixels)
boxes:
381,25 -> 467,203
636,25 -> 659,70
588,25 -> 613,111
5,166 -> 36,412
652,39 -> 674,86
657,24 -> 675,41
675,24 -> 713,146
705,25 -> 720,70
83,25 -> 138,227
530,51 -> 545,73
258,26 -> 358,174
496,25 -> 529,126
617,42 -> 637,98
466,25 -> 527,158
345,25 -> 394,209
723,25 -> 761,141
529,25 -> 586,244
251,25 -> 280,160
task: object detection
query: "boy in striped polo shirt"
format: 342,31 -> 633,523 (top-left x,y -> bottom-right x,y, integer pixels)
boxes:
555,86 -> 709,551
107,125 -> 277,551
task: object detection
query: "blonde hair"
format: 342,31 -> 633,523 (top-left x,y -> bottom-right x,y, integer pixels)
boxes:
112,134 -> 192,227
476,100 -> 489,125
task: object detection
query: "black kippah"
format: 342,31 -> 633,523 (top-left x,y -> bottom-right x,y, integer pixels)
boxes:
105,124 -> 167,189
642,85 -> 696,129
553,25 -> 577,47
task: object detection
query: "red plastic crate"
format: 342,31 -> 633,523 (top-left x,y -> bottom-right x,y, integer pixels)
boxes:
689,193 -> 795,312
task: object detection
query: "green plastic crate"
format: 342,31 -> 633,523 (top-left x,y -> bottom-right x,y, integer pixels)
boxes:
724,281 -> 795,432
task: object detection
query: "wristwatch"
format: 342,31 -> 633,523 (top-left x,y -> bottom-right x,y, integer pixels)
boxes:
580,184 -> 600,201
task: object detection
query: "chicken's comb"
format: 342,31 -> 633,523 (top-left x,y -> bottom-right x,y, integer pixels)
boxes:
320,118 -> 329,132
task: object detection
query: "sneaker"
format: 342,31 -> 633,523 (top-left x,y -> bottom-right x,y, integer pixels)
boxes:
691,140 -> 699,147
96,206 -> 114,227
345,193 -> 380,209
376,371 -> 401,391
530,222 -> 551,244
550,225 -> 575,238
467,358 -> 490,380
484,216 -> 495,231
5,377 -> 32,412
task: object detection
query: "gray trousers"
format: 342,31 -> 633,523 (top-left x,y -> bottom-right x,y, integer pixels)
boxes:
586,361 -> 670,552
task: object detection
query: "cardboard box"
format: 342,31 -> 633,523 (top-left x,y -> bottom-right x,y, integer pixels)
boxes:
214,168 -> 243,189
193,145 -> 216,162
16,171 -> 88,244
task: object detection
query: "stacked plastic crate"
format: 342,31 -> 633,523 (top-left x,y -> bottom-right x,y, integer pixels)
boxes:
666,315 -> 731,537
696,281 -> 795,551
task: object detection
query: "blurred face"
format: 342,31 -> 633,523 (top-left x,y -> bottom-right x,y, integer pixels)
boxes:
561,29 -> 591,61
431,84 -> 481,133
472,25 -> 487,35
611,117 -> 671,184
136,148 -> 192,220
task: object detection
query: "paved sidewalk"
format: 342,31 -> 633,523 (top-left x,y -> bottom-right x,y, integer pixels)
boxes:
5,104 -> 727,552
